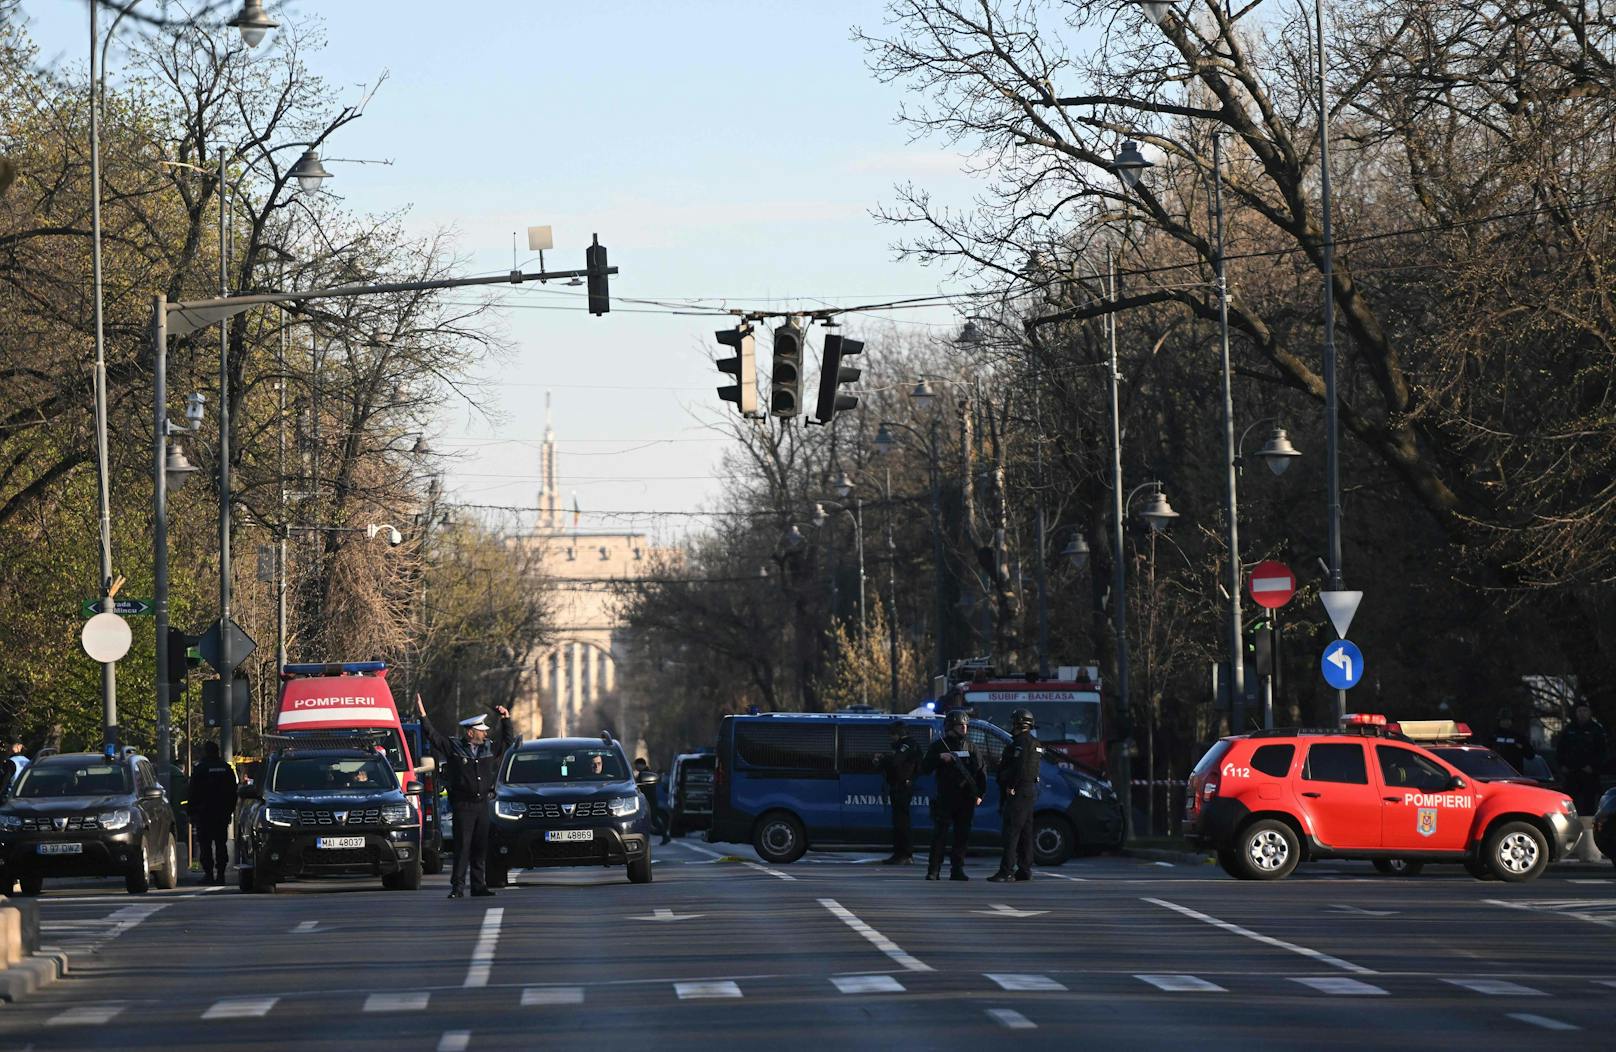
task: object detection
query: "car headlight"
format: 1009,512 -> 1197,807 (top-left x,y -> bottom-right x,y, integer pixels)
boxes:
97,809 -> 132,831
381,803 -> 415,826
494,800 -> 527,820
264,807 -> 297,827
610,794 -> 641,817
0,814 -> 20,830
1561,798 -> 1578,816
1073,780 -> 1101,800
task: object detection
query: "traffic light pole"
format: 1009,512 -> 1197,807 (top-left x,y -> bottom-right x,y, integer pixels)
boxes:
153,294 -> 173,790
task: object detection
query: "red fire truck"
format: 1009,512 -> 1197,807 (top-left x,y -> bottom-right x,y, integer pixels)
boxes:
946,661 -> 1108,776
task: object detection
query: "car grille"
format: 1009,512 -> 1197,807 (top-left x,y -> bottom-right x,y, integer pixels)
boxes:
296,808 -> 383,826
308,846 -> 375,864
18,815 -> 100,831
527,840 -> 609,862
521,800 -> 612,819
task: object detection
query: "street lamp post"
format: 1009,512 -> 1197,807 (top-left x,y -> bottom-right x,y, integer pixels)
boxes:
817,476 -> 868,707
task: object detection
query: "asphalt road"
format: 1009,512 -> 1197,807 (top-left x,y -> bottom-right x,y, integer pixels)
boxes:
2,841 -> 1614,1050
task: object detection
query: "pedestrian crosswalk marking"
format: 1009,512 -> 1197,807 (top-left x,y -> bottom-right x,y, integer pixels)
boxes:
1443,978 -> 1545,997
438,1031 -> 471,1052
522,986 -> 585,1005
832,975 -> 906,994
364,992 -> 430,1012
202,997 -> 278,1019
47,1004 -> 125,1026
1507,1013 -> 1580,1031
675,980 -> 743,1000
985,973 -> 1066,992
1291,977 -> 1387,996
986,1008 -> 1037,1029
1135,974 -> 1225,993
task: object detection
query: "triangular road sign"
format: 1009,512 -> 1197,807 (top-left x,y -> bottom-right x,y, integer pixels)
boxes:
1320,590 -> 1363,639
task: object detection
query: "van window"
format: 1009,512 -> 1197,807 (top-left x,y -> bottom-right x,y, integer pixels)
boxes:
838,724 -> 896,774
967,726 -> 1006,768
1304,743 -> 1367,784
1191,741 -> 1233,778
734,723 -> 836,772
1250,744 -> 1295,778
1376,746 -> 1452,792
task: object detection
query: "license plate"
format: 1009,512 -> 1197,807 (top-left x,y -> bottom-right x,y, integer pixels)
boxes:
544,829 -> 594,843
316,836 -> 366,850
38,842 -> 82,855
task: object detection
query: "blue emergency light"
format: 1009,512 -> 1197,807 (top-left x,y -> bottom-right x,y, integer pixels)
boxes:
282,661 -> 388,677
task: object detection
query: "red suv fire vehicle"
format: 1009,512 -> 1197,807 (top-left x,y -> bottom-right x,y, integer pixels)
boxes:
1187,714 -> 1580,882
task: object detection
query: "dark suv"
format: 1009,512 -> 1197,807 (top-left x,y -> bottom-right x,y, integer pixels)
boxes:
236,746 -> 423,893
488,734 -> 657,886
0,751 -> 180,895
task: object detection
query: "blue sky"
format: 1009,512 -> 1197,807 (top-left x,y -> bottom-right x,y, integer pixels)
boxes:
24,1 -> 978,539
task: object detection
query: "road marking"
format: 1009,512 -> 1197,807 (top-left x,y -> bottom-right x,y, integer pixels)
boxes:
832,974 -> 906,994
1036,872 -> 1087,882
818,898 -> 934,973
985,973 -> 1066,992
1486,897 -> 1616,929
1152,861 -> 1175,868
292,921 -> 320,933
742,861 -> 797,881
438,1031 -> 471,1052
364,992 -> 430,1012
463,907 -> 504,989
202,997 -> 278,1019
47,1005 -> 125,1026
1135,974 -> 1225,992
986,1008 -> 1036,1029
39,901 -> 172,956
1595,979 -> 1616,990
1292,977 -> 1387,996
1443,978 -> 1545,997
975,903 -> 1050,918
676,841 -> 726,860
1507,1013 -> 1580,1031
1569,878 -> 1613,884
674,980 -> 742,999
1327,904 -> 1398,917
522,986 -> 584,1006
1144,897 -> 1375,975
629,908 -> 704,921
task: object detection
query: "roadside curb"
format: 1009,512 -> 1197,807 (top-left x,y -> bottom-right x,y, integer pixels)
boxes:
0,899 -> 68,1004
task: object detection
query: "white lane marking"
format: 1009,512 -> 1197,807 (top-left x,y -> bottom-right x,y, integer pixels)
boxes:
1145,897 -> 1375,975
1443,978 -> 1545,997
1569,879 -> 1613,884
629,908 -> 704,921
986,1008 -> 1036,1030
47,1005 -> 126,1026
1036,872 -> 1088,882
463,907 -> 504,989
818,898 -> 934,973
1595,979 -> 1616,989
1151,861 -> 1175,868
438,1031 -> 471,1052
1507,1013 -> 1580,1031
742,861 -> 797,881
1292,977 -> 1387,996
292,921 -> 320,934
40,901 -> 172,955
364,992 -> 430,1012
986,973 -> 1066,992
202,997 -> 278,1019
1135,974 -> 1225,993
676,841 -> 726,860
522,987 -> 584,1006
674,980 -> 742,1000
974,903 -> 1049,918
1486,897 -> 1616,929
832,974 -> 906,994
1327,904 -> 1398,917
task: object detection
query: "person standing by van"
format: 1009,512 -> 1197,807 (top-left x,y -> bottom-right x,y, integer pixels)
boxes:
876,720 -> 921,865
418,696 -> 513,899
187,742 -> 238,885
989,708 -> 1041,883
922,709 -> 984,881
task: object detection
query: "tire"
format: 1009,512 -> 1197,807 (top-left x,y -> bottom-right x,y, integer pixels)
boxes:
1236,819 -> 1301,881
487,865 -> 509,889
251,865 -> 276,894
628,854 -> 653,884
1032,814 -> 1075,866
1484,821 -> 1549,882
752,811 -> 807,864
126,839 -> 151,894
238,865 -> 254,893
394,859 -> 422,891
18,875 -> 42,896
1216,847 -> 1248,879
154,834 -> 179,890
1463,858 -> 1496,881
423,848 -> 444,875
1372,858 -> 1425,877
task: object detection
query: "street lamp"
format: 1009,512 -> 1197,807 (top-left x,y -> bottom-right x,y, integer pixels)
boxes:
1129,0 -> 1172,25
957,319 -> 986,346
1134,484 -> 1180,532
288,148 -> 332,193
1060,532 -> 1090,572
164,444 -> 199,490
1237,420 -> 1303,477
229,1 -> 279,48
1112,140 -> 1154,191
815,492 -> 868,704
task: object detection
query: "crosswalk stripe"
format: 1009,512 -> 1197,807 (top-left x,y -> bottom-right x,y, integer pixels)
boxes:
364,992 -> 430,1012
1507,1013 -> 1580,1031
832,975 -> 906,994
1593,979 -> 1616,990
47,1005 -> 125,1026
986,1008 -> 1037,1029
522,987 -> 585,1005
674,980 -> 742,1000
1135,974 -> 1225,993
1291,977 -> 1387,996
985,973 -> 1066,992
438,1031 -> 471,1052
1443,978 -> 1546,997
202,997 -> 278,1019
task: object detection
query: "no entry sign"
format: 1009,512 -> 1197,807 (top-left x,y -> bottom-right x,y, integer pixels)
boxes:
1247,560 -> 1296,609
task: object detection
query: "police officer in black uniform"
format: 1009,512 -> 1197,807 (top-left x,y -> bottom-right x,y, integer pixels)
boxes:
876,720 -> 921,865
418,696 -> 514,898
1487,709 -> 1536,773
922,709 -> 985,881
988,708 -> 1041,883
1555,702 -> 1608,814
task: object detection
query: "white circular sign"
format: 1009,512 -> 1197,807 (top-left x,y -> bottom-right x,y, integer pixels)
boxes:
81,612 -> 132,663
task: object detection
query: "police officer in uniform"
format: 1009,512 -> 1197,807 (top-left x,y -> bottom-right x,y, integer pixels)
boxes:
1555,702 -> 1608,814
418,696 -> 514,898
876,720 -> 921,865
922,709 -> 984,881
989,708 -> 1041,883
1486,709 -> 1536,773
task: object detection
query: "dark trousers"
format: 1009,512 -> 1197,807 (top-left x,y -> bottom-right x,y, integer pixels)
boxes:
1566,770 -> 1602,815
888,783 -> 913,857
195,820 -> 228,880
998,791 -> 1036,876
452,801 -> 491,892
928,801 -> 974,874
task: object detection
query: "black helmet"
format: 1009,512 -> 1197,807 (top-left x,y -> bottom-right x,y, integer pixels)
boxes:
1011,707 -> 1036,732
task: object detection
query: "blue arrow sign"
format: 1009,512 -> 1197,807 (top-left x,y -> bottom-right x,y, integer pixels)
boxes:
1321,639 -> 1364,690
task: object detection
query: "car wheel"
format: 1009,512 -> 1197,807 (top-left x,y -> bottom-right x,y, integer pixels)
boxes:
1372,858 -> 1424,877
125,840 -> 151,895
628,854 -> 653,884
251,866 -> 276,894
1216,847 -> 1249,879
1238,819 -> 1301,880
238,865 -> 254,893
1485,821 -> 1549,882
1033,814 -> 1075,866
18,875 -> 42,896
395,859 -> 422,891
752,811 -> 807,864
487,865 -> 509,889
154,834 -> 179,890
422,848 -> 444,875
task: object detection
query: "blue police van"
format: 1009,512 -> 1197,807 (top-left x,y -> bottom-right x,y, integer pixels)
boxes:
708,713 -> 1122,865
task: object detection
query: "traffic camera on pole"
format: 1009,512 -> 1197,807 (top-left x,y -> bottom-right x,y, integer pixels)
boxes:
770,317 -> 805,418
813,332 -> 863,425
585,233 -> 610,315
716,325 -> 757,417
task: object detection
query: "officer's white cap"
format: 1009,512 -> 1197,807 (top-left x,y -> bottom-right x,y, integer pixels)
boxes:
459,715 -> 490,731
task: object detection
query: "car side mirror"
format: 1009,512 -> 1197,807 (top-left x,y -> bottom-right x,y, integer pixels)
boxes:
142,786 -> 165,800
635,770 -> 660,788
404,784 -> 423,796
413,757 -> 436,775
1448,774 -> 1467,791
237,782 -> 261,800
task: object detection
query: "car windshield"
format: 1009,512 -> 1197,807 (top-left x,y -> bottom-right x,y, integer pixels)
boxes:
1429,746 -> 1522,781
972,701 -> 1100,742
271,756 -> 396,792
13,762 -> 131,798
504,746 -> 626,784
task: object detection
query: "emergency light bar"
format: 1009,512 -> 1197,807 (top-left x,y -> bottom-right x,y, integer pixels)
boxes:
1388,719 -> 1472,741
1342,713 -> 1388,726
281,661 -> 389,679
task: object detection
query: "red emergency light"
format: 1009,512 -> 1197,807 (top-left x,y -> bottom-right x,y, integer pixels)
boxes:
1342,713 -> 1387,727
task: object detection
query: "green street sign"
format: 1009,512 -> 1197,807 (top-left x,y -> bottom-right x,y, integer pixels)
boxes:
81,598 -> 154,618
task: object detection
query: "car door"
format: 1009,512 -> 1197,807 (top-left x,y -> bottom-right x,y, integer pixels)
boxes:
1297,742 -> 1381,851
132,760 -> 160,853
1375,744 -> 1476,852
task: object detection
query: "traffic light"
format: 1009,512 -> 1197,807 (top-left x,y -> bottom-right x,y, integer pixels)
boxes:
770,318 -> 804,418
585,233 -> 609,316
716,326 -> 757,416
166,629 -> 203,692
813,333 -> 863,424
